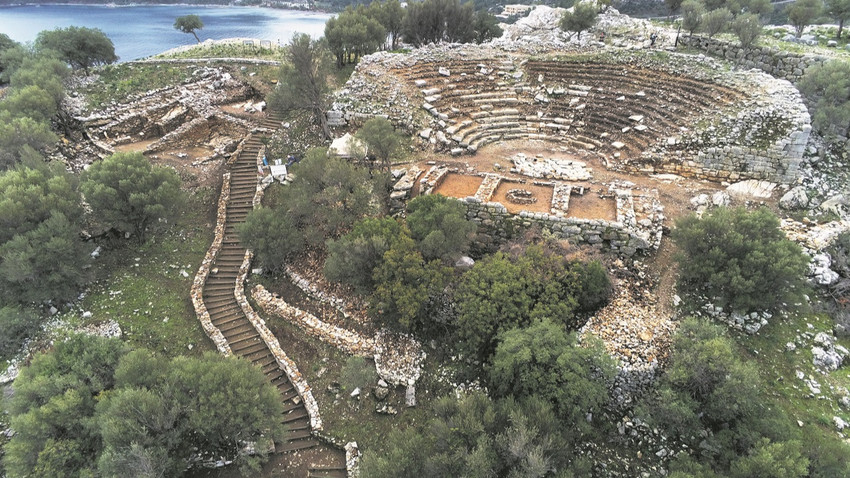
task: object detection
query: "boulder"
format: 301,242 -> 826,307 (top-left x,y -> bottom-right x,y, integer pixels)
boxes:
779,186 -> 809,210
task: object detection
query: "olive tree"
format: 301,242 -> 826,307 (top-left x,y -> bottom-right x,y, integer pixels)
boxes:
35,26 -> 117,74
788,0 -> 823,38
80,152 -> 183,243
0,159 -> 90,304
174,15 -> 204,43
560,2 -> 599,40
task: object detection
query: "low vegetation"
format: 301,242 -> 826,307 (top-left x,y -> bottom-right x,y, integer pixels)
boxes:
673,207 -> 810,313
4,335 -> 284,477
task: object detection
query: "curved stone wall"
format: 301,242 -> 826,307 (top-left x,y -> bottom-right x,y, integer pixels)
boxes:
190,172 -> 234,356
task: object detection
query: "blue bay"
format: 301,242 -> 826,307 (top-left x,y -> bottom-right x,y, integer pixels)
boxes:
0,5 -> 332,61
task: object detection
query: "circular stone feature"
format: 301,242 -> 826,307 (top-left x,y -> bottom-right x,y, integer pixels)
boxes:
506,188 -> 538,204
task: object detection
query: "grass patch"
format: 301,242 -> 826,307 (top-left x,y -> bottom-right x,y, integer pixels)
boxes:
261,296 -> 453,453
157,43 -> 283,61
71,188 -> 217,357
82,63 -> 195,112
732,307 -> 850,441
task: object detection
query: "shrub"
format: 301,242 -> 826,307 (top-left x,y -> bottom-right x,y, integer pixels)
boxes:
672,207 -> 809,313
0,306 -> 41,359
339,355 -> 377,391
406,194 -> 476,262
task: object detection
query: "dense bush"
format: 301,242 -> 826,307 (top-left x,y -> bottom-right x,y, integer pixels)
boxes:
370,234 -> 452,331
324,217 -> 406,294
81,152 -> 183,243
638,318 -> 805,473
406,194 -> 477,262
0,159 -> 90,304
0,306 -> 41,359
360,392 -> 592,477
453,245 -> 611,367
672,207 -> 809,313
799,60 -> 850,139
488,318 -> 615,431
5,336 -> 285,477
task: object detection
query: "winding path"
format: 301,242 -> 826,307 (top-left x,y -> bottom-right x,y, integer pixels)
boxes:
197,113 -> 319,454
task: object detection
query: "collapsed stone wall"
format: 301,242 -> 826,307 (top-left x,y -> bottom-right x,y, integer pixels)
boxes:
680,36 -> 828,85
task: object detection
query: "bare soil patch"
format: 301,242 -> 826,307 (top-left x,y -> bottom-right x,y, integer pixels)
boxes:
492,180 -> 553,214
114,139 -> 158,153
568,187 -> 617,221
433,172 -> 482,198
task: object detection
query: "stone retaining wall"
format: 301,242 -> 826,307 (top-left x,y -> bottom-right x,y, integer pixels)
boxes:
190,172 -> 234,356
284,266 -> 353,319
236,252 -> 323,431
252,285 -> 377,357
680,35 -> 828,85
345,442 -> 361,478
464,197 -> 655,256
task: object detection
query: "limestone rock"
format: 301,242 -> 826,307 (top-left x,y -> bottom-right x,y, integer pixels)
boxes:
780,186 -> 809,210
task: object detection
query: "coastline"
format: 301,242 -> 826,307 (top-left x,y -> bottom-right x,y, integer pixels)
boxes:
0,2 -> 329,12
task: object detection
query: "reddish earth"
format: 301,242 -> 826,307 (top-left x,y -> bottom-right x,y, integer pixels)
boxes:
491,180 -> 553,214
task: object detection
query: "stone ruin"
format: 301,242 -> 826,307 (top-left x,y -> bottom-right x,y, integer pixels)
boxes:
63,66 -> 262,171
392,164 -> 663,256
334,46 -> 810,185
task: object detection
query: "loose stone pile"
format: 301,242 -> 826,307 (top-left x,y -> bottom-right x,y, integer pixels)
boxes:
510,152 -> 593,181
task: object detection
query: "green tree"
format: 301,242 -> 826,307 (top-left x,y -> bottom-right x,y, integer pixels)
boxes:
98,351 -> 285,475
826,0 -> 850,38
369,0 -> 405,49
402,0 -> 479,46
672,207 -> 809,313
325,9 -> 386,67
682,0 -> 706,37
787,0 -> 823,37
731,12 -> 763,49
4,334 -> 128,478
277,147 -> 378,244
472,9 -> 504,43
638,318 -> 795,471
798,60 -> 850,138
80,152 -> 183,243
360,392 -> 580,477
6,340 -> 285,477
269,33 -> 333,138
406,194 -> 476,262
0,212 -> 91,304
0,112 -> 58,169
0,85 -> 59,123
238,207 -> 304,272
0,305 -> 41,359
324,216 -> 406,294
0,160 -> 90,304
560,2 -> 598,40
370,234 -> 452,331
9,54 -> 68,105
488,318 -> 615,431
0,33 -> 20,82
174,14 -> 204,43
453,246 -> 609,368
702,7 -> 733,38
354,116 -> 409,171
35,26 -> 117,74
666,0 -> 685,18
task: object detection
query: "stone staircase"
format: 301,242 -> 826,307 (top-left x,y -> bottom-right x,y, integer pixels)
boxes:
199,113 -> 320,455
